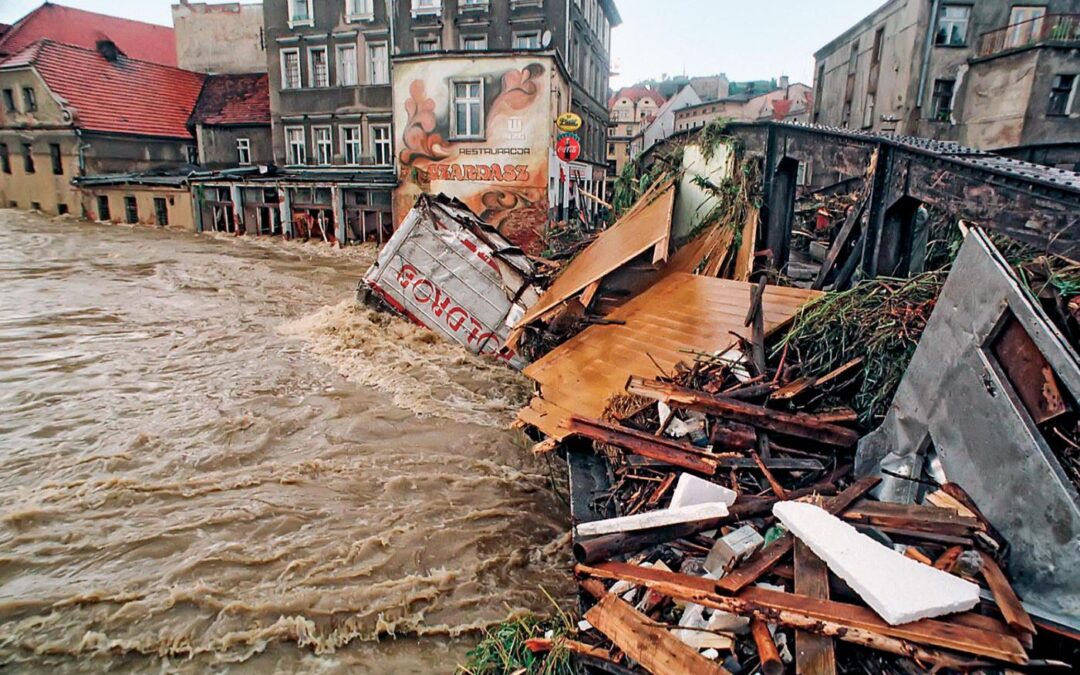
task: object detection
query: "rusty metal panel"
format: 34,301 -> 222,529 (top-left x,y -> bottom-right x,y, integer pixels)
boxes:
514,181 -> 677,328
857,229 -> 1080,628
521,273 -> 822,438
362,194 -> 539,369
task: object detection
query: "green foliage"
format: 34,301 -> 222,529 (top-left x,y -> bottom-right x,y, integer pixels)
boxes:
458,614 -> 575,675
698,118 -> 735,164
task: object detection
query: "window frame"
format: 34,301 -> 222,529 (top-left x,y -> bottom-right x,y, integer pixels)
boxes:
337,44 -> 358,86
313,125 -> 334,165
411,0 -> 442,17
280,47 -> 302,90
288,0 -> 314,28
2,88 -> 15,113
367,42 -> 389,84
154,197 -> 169,226
0,143 -> 8,174
308,45 -> 330,88
97,195 -> 111,221
931,78 -> 956,121
512,30 -> 541,49
236,138 -> 252,166
22,87 -> 36,112
415,36 -> 441,52
345,0 -> 374,21
21,143 -> 34,174
49,143 -> 62,175
461,34 -> 488,51
1047,73 -> 1077,116
1006,6 -> 1048,49
285,126 -> 307,165
124,195 -> 138,224
460,0 -> 488,11
341,124 -> 363,165
935,4 -> 972,47
449,77 -> 485,141
370,123 -> 392,166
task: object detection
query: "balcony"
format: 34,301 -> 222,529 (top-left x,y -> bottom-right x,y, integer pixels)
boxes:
976,13 -> 1080,58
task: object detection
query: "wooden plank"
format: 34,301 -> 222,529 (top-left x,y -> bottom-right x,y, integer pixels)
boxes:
977,550 -> 1037,636
733,209 -> 759,282
578,561 -> 1027,666
751,619 -> 783,675
813,193 -> 868,290
564,416 -> 719,474
716,477 -> 880,593
628,377 -> 859,448
842,501 -> 979,537
794,540 -> 837,675
584,593 -> 733,675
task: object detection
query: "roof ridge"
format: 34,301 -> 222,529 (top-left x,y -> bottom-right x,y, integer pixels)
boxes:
29,38 -> 202,77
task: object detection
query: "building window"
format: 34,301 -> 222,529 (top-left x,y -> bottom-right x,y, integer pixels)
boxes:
460,0 -> 487,10
314,126 -> 333,164
346,0 -> 373,20
461,35 -> 487,51
2,89 -> 14,112
21,144 -> 33,173
308,46 -> 330,88
289,0 -> 313,25
371,123 -> 392,165
862,93 -> 876,128
186,145 -> 198,164
0,144 -> 9,174
1048,74 -> 1077,116
931,78 -> 955,121
416,37 -> 440,52
450,78 -> 484,140
124,196 -> 138,224
513,31 -> 541,49
1006,6 -> 1047,49
368,43 -> 389,84
281,48 -> 302,89
935,5 -> 971,46
154,197 -> 169,226
337,44 -> 358,86
237,138 -> 252,165
49,143 -> 62,175
411,0 -> 441,16
97,196 -> 111,221
286,126 -> 306,165
22,87 -> 36,112
341,125 -> 362,165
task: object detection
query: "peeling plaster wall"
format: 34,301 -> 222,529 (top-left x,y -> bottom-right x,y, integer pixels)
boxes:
172,2 -> 267,75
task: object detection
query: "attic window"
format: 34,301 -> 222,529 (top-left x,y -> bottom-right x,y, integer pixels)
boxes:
97,40 -> 121,62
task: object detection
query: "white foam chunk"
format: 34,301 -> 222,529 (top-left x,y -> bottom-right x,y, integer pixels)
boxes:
668,474 -> 738,510
773,501 -> 980,625
576,502 -> 729,537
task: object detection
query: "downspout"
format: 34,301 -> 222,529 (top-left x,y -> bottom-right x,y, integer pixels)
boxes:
387,0 -> 396,56
916,0 -> 940,110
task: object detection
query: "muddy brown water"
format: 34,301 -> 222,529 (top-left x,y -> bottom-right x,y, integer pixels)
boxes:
0,210 -> 571,673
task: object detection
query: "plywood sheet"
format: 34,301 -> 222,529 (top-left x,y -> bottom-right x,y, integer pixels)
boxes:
515,182 -> 676,328
521,273 -> 822,438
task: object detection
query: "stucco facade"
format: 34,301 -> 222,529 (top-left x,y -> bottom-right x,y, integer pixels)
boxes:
172,1 -> 268,75
79,184 -> 196,231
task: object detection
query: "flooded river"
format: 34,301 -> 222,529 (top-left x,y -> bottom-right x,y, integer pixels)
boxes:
0,210 -> 571,672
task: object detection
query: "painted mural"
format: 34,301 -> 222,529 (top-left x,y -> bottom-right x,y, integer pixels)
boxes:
393,55 -> 566,254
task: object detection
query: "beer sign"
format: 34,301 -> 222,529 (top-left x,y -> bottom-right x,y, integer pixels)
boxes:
555,112 -> 583,133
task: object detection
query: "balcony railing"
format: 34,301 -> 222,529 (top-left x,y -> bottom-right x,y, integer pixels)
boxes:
977,13 -> 1080,57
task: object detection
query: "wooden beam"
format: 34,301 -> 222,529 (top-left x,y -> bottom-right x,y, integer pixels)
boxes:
977,550 -> 1037,636
577,561 -> 1026,666
584,593 -> 733,675
752,619 -> 784,675
794,540 -> 837,675
716,476 -> 880,594
563,416 -> 719,474
813,194 -> 868,290
524,637 -> 613,660
627,377 -> 859,448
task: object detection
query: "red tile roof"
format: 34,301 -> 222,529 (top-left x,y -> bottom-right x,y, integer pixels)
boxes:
190,73 -> 270,126
608,86 -> 666,110
3,40 -> 204,139
0,3 -> 176,66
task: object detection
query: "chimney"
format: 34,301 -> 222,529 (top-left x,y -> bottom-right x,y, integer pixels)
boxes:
96,39 -> 120,63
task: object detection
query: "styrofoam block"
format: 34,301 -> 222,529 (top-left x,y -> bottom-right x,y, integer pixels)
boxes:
576,502 -> 729,537
669,474 -> 738,510
704,525 -> 764,575
773,501 -> 980,625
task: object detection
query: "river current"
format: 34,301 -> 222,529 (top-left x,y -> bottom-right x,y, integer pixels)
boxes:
0,210 -> 570,672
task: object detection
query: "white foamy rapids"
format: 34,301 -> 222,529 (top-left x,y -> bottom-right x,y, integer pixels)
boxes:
281,301 -> 531,428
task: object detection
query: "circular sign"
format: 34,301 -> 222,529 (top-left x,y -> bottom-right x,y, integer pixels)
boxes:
555,112 -> 583,133
557,131 -> 581,143
555,136 -> 581,162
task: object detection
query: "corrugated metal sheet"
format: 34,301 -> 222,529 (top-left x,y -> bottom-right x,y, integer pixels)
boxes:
363,194 -> 539,369
514,181 -> 677,328
519,273 -> 822,438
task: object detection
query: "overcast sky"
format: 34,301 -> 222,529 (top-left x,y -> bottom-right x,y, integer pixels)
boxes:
1,0 -> 885,85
